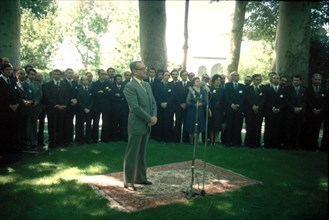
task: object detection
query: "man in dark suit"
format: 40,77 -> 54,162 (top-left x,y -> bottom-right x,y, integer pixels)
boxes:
76,75 -> 93,144
224,71 -> 245,146
43,69 -> 70,148
0,63 -> 21,162
61,68 -> 78,146
263,74 -> 286,148
91,69 -> 112,143
284,75 -> 306,150
173,70 -> 190,143
111,74 -> 128,141
244,74 -> 265,148
153,70 -> 175,142
122,61 -> 157,191
304,73 -> 327,151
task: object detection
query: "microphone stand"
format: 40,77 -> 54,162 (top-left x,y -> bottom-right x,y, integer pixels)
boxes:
182,91 -> 201,199
200,89 -> 209,196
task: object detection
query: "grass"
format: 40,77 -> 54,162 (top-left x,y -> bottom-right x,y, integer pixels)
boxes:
0,140 -> 327,219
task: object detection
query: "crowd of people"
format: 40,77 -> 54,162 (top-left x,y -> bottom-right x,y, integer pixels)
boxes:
0,56 -> 328,166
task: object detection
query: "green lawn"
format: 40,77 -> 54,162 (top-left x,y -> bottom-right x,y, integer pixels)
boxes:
0,140 -> 327,219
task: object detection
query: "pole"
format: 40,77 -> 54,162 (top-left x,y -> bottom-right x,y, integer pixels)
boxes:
201,90 -> 209,196
182,89 -> 201,199
188,94 -> 200,199
183,0 -> 189,70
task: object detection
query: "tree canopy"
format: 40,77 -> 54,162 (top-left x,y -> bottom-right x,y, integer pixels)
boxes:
20,6 -> 63,70
21,0 -> 56,18
244,1 -> 329,80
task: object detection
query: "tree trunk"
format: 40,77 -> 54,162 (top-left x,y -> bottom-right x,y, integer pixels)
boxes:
0,0 -> 21,68
227,1 -> 248,74
275,2 -> 311,86
139,0 -> 168,70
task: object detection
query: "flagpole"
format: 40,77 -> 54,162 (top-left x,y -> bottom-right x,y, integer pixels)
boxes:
182,0 -> 189,71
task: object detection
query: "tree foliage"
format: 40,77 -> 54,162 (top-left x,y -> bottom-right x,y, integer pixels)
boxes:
239,40 -> 273,81
64,1 -> 140,72
244,1 -> 329,78
20,5 -> 63,70
20,0 -> 56,18
104,2 -> 140,72
245,1 -> 279,43
66,0 -> 110,71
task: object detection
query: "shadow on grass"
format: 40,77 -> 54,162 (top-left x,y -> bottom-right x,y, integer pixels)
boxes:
0,140 -> 327,219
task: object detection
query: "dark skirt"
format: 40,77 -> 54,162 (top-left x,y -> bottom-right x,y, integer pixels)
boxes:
184,105 -> 206,134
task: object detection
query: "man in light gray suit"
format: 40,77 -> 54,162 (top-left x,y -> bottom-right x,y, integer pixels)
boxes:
26,68 -> 43,150
123,61 -> 157,191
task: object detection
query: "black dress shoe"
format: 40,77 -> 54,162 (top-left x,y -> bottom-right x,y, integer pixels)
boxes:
124,183 -> 137,191
135,180 -> 153,185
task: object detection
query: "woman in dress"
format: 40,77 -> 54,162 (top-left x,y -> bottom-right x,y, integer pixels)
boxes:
184,77 -> 208,144
208,74 -> 225,145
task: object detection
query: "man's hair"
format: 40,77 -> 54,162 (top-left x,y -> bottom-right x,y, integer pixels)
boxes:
312,73 -> 322,79
129,61 -> 142,73
27,68 -> 37,75
1,63 -> 12,71
292,75 -> 302,80
114,73 -> 122,82
252,74 -> 262,80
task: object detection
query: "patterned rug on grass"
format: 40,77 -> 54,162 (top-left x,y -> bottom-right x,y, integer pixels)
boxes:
80,159 -> 260,212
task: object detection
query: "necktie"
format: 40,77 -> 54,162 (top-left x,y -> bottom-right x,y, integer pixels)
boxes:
295,87 -> 299,95
151,78 -> 153,83
255,86 -> 259,94
274,86 -> 278,92
7,78 -> 10,85
315,86 -> 319,97
141,82 -> 146,92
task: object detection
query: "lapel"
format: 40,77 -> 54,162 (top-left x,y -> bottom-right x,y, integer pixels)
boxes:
132,79 -> 149,100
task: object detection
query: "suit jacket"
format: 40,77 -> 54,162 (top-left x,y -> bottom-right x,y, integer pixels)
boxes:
28,80 -> 43,105
77,86 -> 93,111
154,81 -> 175,111
144,77 -> 160,89
263,84 -> 286,115
43,80 -> 70,110
305,85 -> 327,117
123,79 -> 157,136
174,80 -> 191,106
91,80 -> 112,113
62,78 -> 78,113
111,83 -> 127,105
285,85 -> 306,115
245,85 -> 265,115
224,82 -> 246,112
15,80 -> 33,116
0,77 -> 21,114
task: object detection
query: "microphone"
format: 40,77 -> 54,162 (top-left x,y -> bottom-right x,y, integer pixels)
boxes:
188,86 -> 196,98
201,81 -> 210,93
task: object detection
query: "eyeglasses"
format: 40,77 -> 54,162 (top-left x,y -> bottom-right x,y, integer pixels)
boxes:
136,67 -> 146,71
